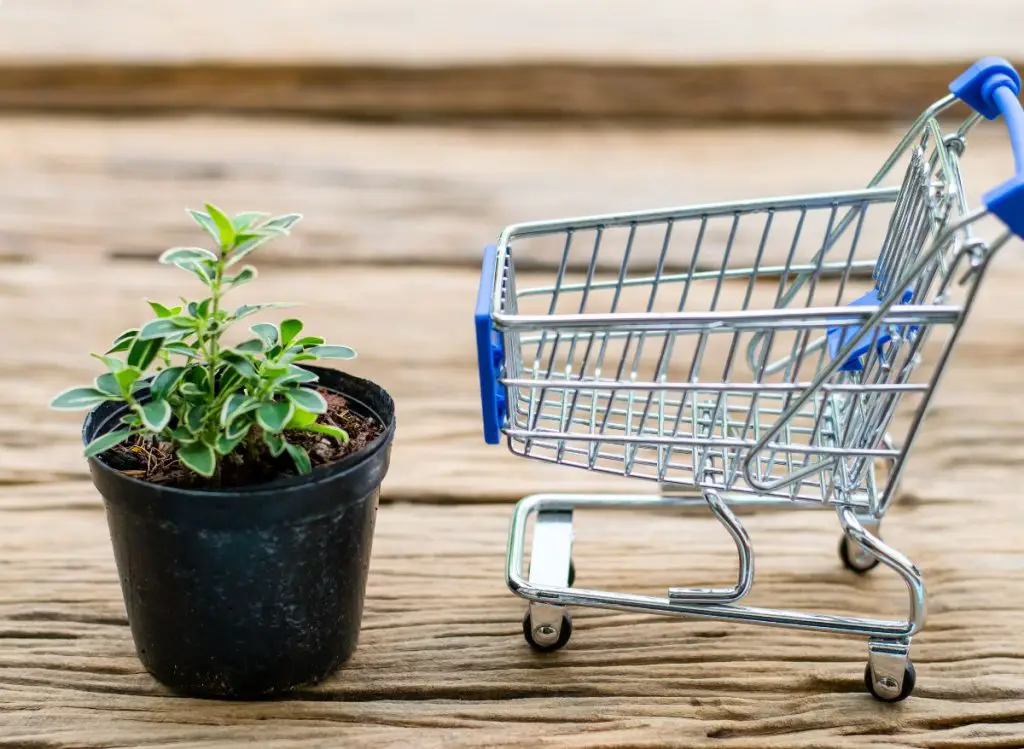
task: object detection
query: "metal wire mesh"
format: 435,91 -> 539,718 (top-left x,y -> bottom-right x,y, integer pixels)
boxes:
491,111 -> 990,509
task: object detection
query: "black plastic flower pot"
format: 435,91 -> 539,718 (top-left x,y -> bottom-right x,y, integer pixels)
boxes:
81,366 -> 395,700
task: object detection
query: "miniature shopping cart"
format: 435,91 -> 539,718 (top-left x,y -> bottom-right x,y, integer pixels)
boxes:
474,58 -> 1024,702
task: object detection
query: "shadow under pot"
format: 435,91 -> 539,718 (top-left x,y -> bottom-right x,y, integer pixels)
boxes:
81,365 -> 395,700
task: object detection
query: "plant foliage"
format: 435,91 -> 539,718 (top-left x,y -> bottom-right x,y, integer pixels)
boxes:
50,205 -> 357,479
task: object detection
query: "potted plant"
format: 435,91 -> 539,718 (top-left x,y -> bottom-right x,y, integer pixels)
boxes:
50,205 -> 396,699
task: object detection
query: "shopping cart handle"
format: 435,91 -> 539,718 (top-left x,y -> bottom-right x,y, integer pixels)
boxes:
951,57 -> 1024,239
826,288 -> 913,372
475,243 -> 507,445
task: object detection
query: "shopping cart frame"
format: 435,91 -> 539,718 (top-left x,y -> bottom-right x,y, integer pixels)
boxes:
475,58 -> 1024,701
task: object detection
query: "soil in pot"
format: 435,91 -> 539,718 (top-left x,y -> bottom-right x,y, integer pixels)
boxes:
104,387 -> 383,489
84,367 -> 395,700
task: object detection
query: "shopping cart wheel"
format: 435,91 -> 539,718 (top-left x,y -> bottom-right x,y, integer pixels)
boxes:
864,660 -> 916,702
522,610 -> 573,653
839,536 -> 881,574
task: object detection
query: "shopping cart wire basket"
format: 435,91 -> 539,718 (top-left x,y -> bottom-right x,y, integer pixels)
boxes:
474,57 -> 1024,701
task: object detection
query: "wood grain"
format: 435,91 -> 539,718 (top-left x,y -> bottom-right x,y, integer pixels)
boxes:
0,2 -> 1019,122
0,117 -> 1015,269
1,483 -> 1023,747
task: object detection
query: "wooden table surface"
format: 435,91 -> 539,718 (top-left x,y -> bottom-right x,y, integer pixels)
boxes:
0,1 -> 1020,123
3,107 -> 1024,747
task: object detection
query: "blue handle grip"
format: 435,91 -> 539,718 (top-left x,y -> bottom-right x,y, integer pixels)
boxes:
950,57 -> 1024,238
475,244 -> 506,445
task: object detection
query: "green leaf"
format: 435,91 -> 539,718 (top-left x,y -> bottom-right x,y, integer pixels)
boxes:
225,231 -> 280,267
114,366 -> 143,392
286,442 -> 312,475
232,211 -> 270,231
264,213 -> 303,233
215,429 -> 249,456
222,353 -> 258,380
140,400 -> 172,431
251,323 -> 278,348
170,426 -> 198,444
151,366 -> 187,399
215,368 -> 241,394
105,329 -> 139,354
91,353 -> 125,372
95,373 -> 121,396
263,431 -> 287,457
139,318 -> 189,341
121,413 -> 142,427
231,338 -> 266,355
127,336 -> 163,369
233,302 -> 297,320
257,400 -> 294,433
220,393 -> 258,427
188,209 -> 220,241
226,265 -> 257,288
50,387 -> 115,410
293,335 -> 325,349
179,382 -> 205,398
185,404 -> 207,433
196,297 -> 213,318
301,422 -> 349,443
192,259 -> 215,285
164,342 -> 198,359
290,353 -> 318,363
279,319 -> 303,347
159,247 -> 217,266
286,407 -> 318,429
285,387 -> 327,414
84,429 -> 133,458
308,345 -> 357,360
227,418 -> 252,440
184,366 -> 210,390
177,442 -> 216,478
278,365 -> 319,385
147,300 -> 177,318
205,203 -> 236,249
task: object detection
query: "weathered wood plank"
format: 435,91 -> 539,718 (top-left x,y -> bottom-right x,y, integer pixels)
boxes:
1,485 -> 1023,746
0,2 -> 1019,122
0,117 -> 1015,267
7,251 -> 1024,504
4,1 -> 1019,64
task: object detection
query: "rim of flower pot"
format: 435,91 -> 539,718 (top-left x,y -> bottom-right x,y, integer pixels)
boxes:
82,364 -> 396,500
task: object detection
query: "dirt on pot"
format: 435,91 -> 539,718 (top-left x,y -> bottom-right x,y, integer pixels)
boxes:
104,388 -> 382,490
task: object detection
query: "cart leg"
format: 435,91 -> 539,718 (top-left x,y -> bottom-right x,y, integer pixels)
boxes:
668,487 -> 754,603
865,638 -> 916,701
523,510 -> 574,652
839,514 -> 882,574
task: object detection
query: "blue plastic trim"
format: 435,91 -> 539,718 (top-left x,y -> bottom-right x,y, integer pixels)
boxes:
475,244 -> 506,445
950,57 -> 1024,239
949,57 -> 1020,120
826,288 -> 913,372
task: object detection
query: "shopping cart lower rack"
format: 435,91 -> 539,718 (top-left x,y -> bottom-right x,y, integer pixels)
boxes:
474,58 -> 1024,702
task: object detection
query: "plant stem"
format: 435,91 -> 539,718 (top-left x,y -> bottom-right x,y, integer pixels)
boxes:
207,253 -> 227,399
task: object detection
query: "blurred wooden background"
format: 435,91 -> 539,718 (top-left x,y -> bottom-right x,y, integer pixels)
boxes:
2,2 -> 1024,747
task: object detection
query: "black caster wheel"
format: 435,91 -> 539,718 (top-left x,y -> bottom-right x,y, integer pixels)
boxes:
839,537 -> 881,574
522,611 -> 573,653
864,661 -> 916,702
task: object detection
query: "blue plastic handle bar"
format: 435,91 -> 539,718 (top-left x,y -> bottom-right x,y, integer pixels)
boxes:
474,244 -> 506,445
950,57 -> 1024,238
